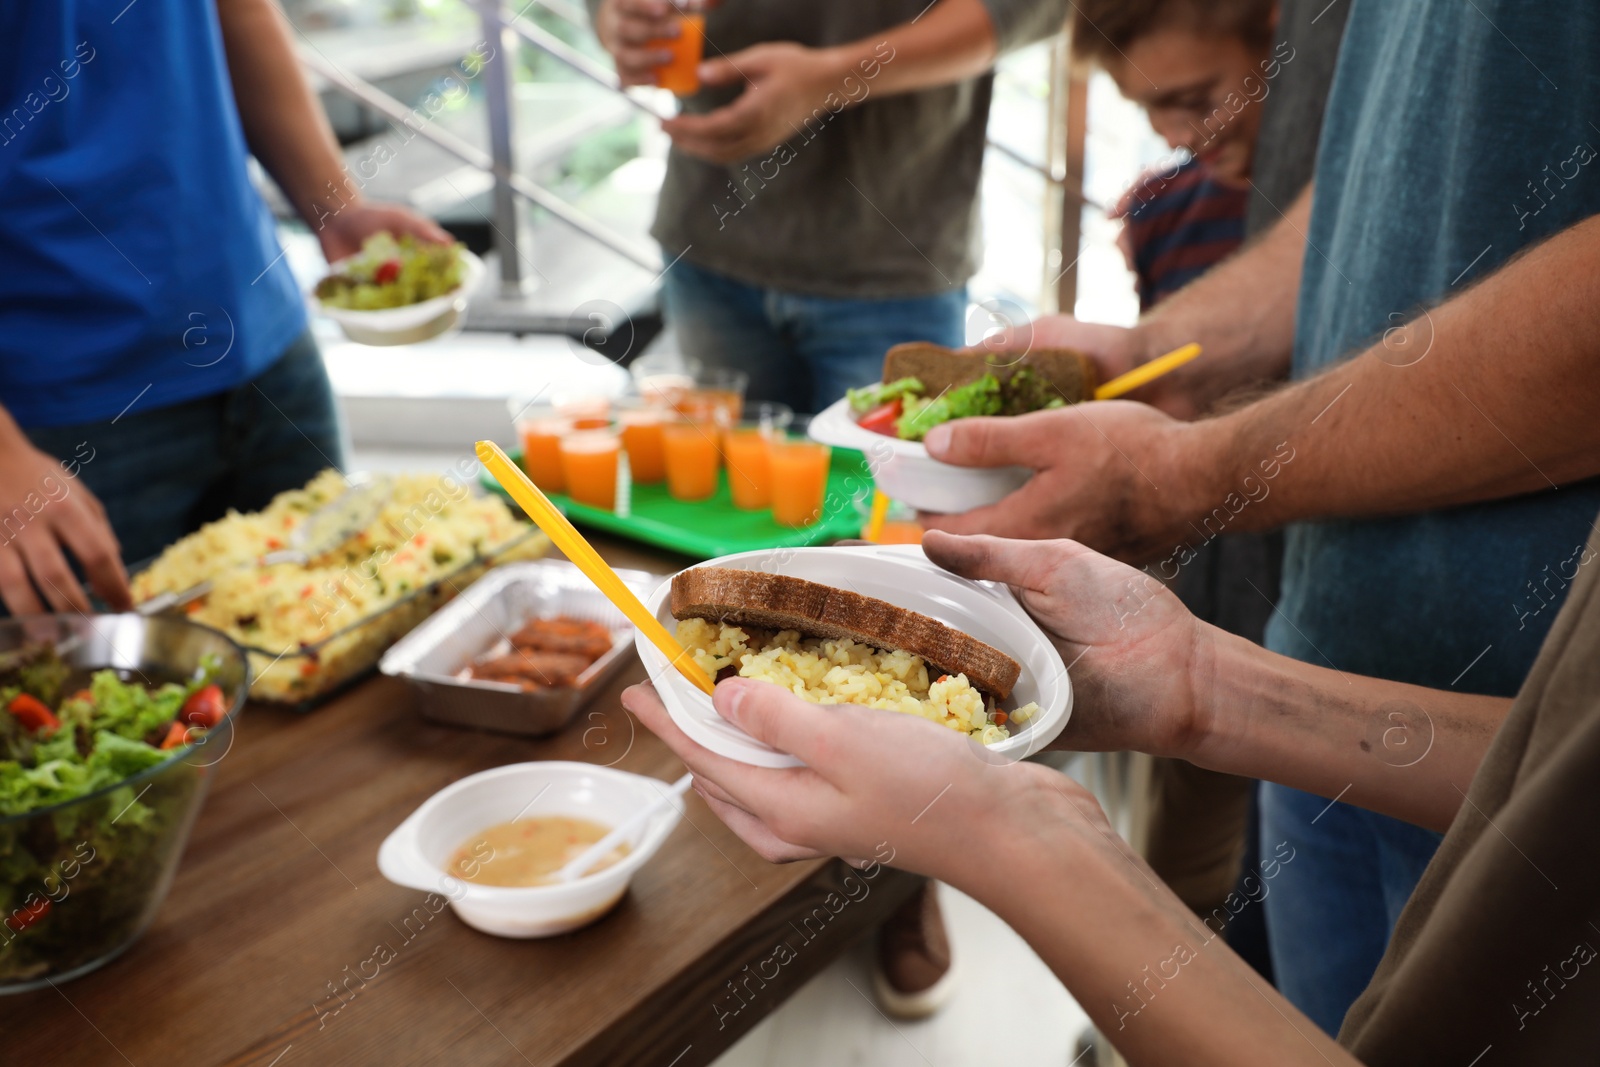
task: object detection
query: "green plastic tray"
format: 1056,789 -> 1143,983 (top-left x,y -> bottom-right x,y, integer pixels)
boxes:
481,447 -> 871,560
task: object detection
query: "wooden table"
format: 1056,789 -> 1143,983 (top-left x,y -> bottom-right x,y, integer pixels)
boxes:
0,537 -> 919,1066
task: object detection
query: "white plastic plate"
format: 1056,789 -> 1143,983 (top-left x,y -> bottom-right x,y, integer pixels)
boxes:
313,248 -> 486,346
806,396 -> 1030,514
637,544 -> 1072,768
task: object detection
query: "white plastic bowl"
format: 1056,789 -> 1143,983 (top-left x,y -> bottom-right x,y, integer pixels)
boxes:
638,545 -> 1072,768
377,761 -> 683,938
808,396 -> 1030,514
314,249 -> 486,346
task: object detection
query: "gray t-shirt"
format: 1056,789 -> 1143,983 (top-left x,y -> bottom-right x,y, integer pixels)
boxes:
1270,0 -> 1600,695
1243,0 -> 1349,237
607,0 -> 1066,299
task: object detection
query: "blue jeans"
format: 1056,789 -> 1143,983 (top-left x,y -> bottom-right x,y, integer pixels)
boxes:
660,257 -> 967,414
1259,782 -> 1443,1035
23,330 -> 344,570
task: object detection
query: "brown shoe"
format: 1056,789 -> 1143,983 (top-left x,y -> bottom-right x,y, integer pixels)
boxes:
871,880 -> 959,1019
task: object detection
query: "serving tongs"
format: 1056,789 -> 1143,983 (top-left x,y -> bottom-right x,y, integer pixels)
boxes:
137,475 -> 395,616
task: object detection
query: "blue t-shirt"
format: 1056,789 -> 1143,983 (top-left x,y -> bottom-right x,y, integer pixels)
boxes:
0,0 -> 306,428
1273,0 -> 1600,696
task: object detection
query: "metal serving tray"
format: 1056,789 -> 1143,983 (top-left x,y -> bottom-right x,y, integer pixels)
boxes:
379,559 -> 662,737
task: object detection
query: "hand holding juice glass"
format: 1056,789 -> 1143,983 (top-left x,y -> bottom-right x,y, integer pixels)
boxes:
649,3 -> 705,96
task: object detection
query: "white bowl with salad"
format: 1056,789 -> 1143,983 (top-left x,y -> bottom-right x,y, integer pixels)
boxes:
0,615 -> 247,992
313,232 -> 485,346
809,345 -> 1096,514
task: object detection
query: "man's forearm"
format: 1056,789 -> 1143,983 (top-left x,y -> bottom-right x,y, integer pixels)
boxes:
1205,213 -> 1600,527
954,772 -> 1354,1067
216,0 -> 359,230
1134,184 -> 1310,414
1186,629 -> 1508,832
824,0 -> 1000,99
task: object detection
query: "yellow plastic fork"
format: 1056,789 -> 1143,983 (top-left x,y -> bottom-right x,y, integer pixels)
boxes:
476,441 -> 716,696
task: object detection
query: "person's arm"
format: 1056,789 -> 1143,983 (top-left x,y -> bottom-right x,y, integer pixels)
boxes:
619,530 -> 1514,1061
0,406 -> 130,614
924,212 -> 1600,549
214,0 -> 451,260
921,531 -> 1508,831
644,0 -> 1012,164
622,677 -> 1357,1067
1005,184 -> 1311,420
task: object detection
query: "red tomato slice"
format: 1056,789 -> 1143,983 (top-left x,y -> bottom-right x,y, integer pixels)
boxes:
180,684 -> 227,729
7,693 -> 59,733
5,897 -> 50,934
857,399 -> 902,437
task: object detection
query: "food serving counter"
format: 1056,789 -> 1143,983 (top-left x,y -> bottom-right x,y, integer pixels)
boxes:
0,534 -> 918,1067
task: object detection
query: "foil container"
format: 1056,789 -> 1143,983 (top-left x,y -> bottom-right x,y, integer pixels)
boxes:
379,560 -> 662,736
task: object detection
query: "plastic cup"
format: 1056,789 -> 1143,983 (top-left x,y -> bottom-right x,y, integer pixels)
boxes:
675,367 -> 748,428
516,415 -> 573,493
618,404 -> 669,485
662,416 -> 721,502
651,10 -> 705,96
554,394 -> 612,430
723,402 -> 793,511
856,494 -> 923,544
559,429 -> 621,510
769,438 -> 831,527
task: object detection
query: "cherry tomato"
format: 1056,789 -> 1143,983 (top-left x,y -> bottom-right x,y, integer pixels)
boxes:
179,684 -> 227,729
374,258 -> 403,285
857,399 -> 903,437
7,694 -> 59,733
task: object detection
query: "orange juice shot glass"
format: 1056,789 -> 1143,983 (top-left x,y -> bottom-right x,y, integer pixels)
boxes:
559,429 -> 621,510
618,403 -> 669,485
675,367 -> 748,428
515,414 -> 574,494
769,437 -> 831,528
554,393 -> 612,430
650,6 -> 705,96
723,402 -> 793,511
662,413 -> 722,502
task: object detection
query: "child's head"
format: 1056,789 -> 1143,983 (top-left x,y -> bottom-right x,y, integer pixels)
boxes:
1071,0 -> 1279,181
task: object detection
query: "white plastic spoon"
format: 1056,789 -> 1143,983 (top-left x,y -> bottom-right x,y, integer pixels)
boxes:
553,772 -> 693,883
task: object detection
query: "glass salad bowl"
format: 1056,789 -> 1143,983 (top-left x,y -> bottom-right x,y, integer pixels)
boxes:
0,615 -> 247,992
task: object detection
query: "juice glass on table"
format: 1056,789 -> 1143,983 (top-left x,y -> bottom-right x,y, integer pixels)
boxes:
662,412 -> 722,502
856,493 -> 924,544
769,435 -> 831,528
675,367 -> 748,429
617,402 -> 669,485
723,402 -> 793,511
514,412 -> 574,493
559,429 -> 621,510
554,394 -> 612,431
649,3 -> 706,96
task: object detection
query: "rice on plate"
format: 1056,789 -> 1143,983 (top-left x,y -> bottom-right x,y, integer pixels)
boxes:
677,618 -> 1039,745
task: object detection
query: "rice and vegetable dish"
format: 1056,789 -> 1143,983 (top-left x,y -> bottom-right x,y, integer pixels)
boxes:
132,470 -> 544,701
677,619 -> 1038,744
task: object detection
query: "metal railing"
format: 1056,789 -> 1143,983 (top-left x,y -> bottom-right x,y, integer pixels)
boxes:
297,2 -> 1094,304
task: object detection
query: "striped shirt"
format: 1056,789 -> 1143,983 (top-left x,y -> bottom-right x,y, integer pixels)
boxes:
1120,158 -> 1249,310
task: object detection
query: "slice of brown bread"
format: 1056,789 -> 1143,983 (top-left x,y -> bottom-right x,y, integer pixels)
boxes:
883,342 -> 1099,403
670,567 -> 1021,698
